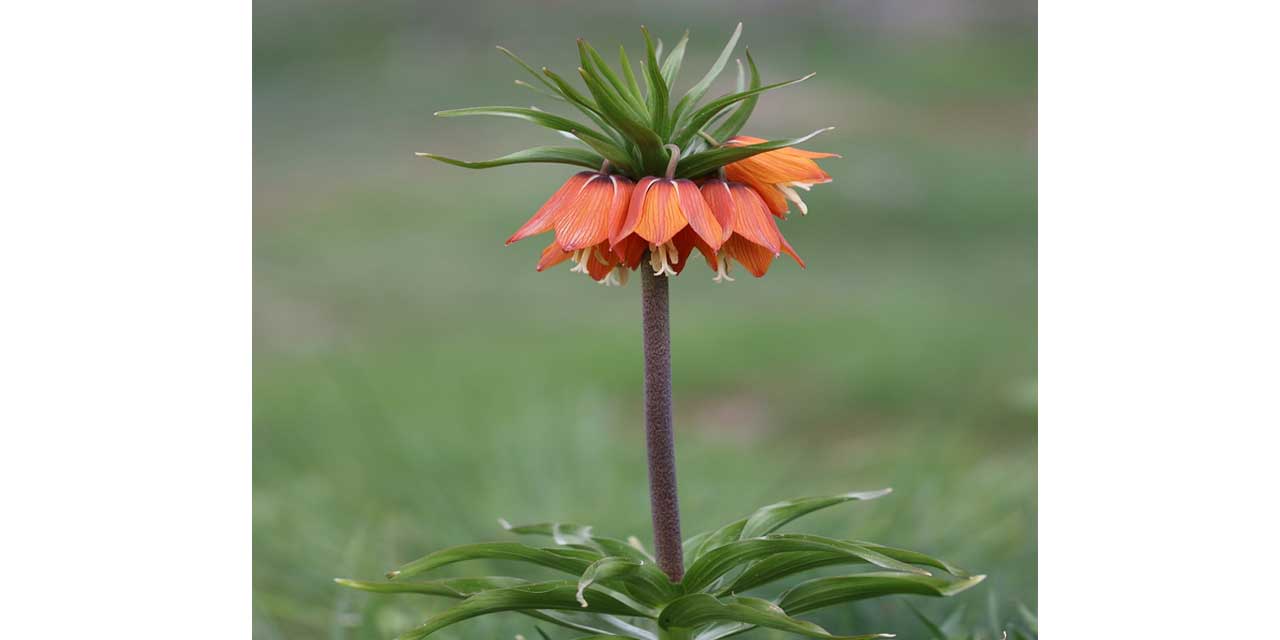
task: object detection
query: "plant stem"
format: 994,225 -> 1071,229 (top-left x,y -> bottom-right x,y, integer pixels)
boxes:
640,263 -> 684,582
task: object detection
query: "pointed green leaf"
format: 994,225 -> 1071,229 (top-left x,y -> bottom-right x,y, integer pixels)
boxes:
684,489 -> 887,563
779,573 -> 988,616
397,581 -> 654,640
675,127 -> 834,179
535,611 -> 657,640
502,520 -> 652,564
434,106 -> 614,148
658,594 -> 892,640
722,539 -> 968,594
580,39 -> 647,115
386,542 -> 599,580
682,533 -> 921,593
672,71 -> 817,148
672,23 -> 742,127
659,30 -> 689,87
685,519 -> 746,564
578,67 -> 666,174
853,540 -> 969,577
575,556 -> 678,608
640,27 -> 669,138
516,79 -> 567,102
334,576 -> 528,598
709,48 -> 761,143
497,46 -> 559,93
416,146 -> 603,171
740,489 -> 893,539
618,45 -> 645,105
537,67 -> 627,143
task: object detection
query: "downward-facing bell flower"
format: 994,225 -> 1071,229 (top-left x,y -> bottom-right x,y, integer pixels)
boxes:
723,135 -> 839,216
417,24 -> 838,285
507,170 -> 634,285
701,178 -> 805,281
611,147 -> 723,277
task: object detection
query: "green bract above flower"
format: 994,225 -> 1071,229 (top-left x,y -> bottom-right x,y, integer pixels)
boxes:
416,24 -> 839,283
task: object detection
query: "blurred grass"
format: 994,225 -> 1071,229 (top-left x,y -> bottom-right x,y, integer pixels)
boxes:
254,2 -> 1036,638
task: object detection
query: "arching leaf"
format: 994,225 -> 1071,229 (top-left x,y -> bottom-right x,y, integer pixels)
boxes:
416,147 -> 604,171
386,542 -> 599,580
658,593 -> 892,640
779,573 -> 988,616
396,580 -> 654,640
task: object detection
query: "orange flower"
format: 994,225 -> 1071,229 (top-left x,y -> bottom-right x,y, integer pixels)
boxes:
612,177 -> 722,277
700,179 -> 805,280
508,171 -> 633,284
722,136 -> 838,217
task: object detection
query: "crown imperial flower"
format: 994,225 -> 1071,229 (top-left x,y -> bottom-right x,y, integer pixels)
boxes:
417,23 -> 836,283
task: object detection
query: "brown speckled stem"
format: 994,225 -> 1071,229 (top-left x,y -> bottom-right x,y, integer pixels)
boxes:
641,262 -> 684,582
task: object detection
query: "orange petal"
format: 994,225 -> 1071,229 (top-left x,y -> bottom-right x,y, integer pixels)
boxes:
508,172 -> 596,245
535,241 -> 573,272
612,233 -> 648,270
723,234 -> 775,278
722,165 -> 789,216
673,179 -> 722,252
612,176 -> 659,248
723,137 -> 833,197
780,233 -> 806,269
585,242 -> 618,281
554,174 -> 620,251
630,179 -> 688,247
727,183 -> 783,254
670,226 -> 718,275
699,179 -> 736,239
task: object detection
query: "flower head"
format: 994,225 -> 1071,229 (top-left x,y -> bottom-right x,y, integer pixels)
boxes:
417,24 -> 836,284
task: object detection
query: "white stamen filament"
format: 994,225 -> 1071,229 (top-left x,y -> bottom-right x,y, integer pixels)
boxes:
713,252 -> 736,283
649,243 -> 677,276
569,249 -> 589,274
778,185 -> 809,215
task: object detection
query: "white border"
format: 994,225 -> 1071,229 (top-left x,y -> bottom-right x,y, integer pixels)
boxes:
1041,2 -> 1279,636
2,2 -> 251,636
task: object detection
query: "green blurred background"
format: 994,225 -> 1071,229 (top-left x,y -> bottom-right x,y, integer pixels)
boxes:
254,1 -> 1036,638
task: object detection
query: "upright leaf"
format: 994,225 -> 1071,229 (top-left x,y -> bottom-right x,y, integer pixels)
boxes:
709,49 -> 761,143
618,45 -> 645,105
660,30 -> 690,87
672,23 -> 743,127
671,72 -> 817,148
580,39 -> 647,115
640,27 -> 669,136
